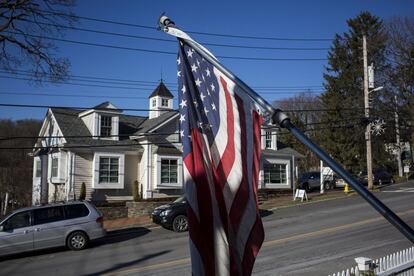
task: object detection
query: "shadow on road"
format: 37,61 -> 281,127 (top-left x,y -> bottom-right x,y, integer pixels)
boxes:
91,227 -> 151,247
259,209 -> 273,218
0,227 -> 151,262
83,249 -> 171,276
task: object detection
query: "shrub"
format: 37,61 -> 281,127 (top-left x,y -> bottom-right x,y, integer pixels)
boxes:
79,182 -> 86,200
133,180 -> 140,202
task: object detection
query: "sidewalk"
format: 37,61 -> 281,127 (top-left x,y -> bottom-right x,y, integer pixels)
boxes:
103,189 -> 356,232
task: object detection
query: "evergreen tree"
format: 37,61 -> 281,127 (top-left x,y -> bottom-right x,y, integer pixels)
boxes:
321,12 -> 388,172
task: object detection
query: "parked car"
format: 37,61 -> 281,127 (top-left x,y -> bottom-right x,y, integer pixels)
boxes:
358,169 -> 395,185
298,171 -> 335,192
0,201 -> 106,257
151,196 -> 188,232
335,171 -> 358,188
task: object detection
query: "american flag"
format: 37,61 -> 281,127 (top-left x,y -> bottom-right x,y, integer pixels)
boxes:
178,41 -> 264,276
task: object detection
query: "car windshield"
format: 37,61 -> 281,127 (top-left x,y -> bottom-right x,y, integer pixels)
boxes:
174,196 -> 186,203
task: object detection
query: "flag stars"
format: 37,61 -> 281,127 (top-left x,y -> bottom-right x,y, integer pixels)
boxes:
200,93 -> 206,101
187,49 -> 194,58
179,99 -> 187,109
180,130 -> 184,138
177,57 -> 181,65
204,107 -> 209,115
191,63 -> 198,73
193,100 -> 199,107
210,83 -> 215,91
181,85 -> 186,94
211,103 -> 216,110
179,114 -> 186,123
207,89 -> 211,96
177,70 -> 181,77
195,78 -> 202,87
196,59 -> 200,66
205,68 -> 211,77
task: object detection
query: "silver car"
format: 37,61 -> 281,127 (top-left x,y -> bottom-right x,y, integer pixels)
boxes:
0,201 -> 106,257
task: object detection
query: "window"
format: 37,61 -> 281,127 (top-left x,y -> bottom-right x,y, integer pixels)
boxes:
51,157 -> 58,178
265,131 -> 272,149
35,160 -> 41,177
99,157 -> 119,183
161,159 -> 178,184
93,153 -> 124,189
64,204 -> 89,219
3,211 -> 31,230
161,98 -> 169,107
264,163 -> 287,184
152,99 -> 156,107
34,207 -> 64,225
101,115 -> 112,137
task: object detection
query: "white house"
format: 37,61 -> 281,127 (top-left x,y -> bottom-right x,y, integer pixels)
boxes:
32,82 -> 303,204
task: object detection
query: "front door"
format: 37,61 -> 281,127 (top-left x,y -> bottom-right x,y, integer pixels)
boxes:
0,211 -> 34,256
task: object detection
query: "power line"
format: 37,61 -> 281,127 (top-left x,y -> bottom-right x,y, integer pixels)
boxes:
7,31 -> 328,61
0,103 -> 365,113
2,70 -> 324,91
0,92 -> 150,100
0,141 -> 182,150
24,19 -> 331,51
0,75 -> 177,92
36,9 -> 333,42
0,103 -> 180,112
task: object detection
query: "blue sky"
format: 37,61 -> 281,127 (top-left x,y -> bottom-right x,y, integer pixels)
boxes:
1,0 -> 413,120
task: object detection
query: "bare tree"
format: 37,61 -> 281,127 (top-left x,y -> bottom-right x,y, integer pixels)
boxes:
386,16 -> 414,164
0,0 -> 76,83
273,91 -> 323,170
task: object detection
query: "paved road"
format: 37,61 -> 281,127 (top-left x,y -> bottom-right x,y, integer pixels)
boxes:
1,181 -> 413,276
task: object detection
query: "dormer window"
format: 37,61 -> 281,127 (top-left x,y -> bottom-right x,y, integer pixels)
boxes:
152,99 -> 157,107
265,131 -> 272,149
161,98 -> 169,107
101,115 -> 112,137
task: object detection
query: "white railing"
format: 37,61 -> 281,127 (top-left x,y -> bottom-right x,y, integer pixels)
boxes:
329,247 -> 414,276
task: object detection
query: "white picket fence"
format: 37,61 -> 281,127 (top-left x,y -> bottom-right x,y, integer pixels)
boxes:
329,247 -> 414,276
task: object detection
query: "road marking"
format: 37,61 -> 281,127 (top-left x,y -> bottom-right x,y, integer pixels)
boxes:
383,187 -> 414,193
103,209 -> 414,275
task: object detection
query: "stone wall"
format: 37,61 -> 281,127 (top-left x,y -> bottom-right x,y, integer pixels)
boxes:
126,201 -> 171,217
97,206 -> 128,220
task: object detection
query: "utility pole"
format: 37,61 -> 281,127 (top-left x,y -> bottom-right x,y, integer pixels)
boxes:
363,35 -> 374,190
395,95 -> 403,177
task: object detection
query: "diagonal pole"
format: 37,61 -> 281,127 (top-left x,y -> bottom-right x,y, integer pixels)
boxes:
158,15 -> 414,244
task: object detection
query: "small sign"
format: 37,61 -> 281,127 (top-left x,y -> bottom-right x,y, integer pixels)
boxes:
404,166 -> 410,173
294,189 -> 308,202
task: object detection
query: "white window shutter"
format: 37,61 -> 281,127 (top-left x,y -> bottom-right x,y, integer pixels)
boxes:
112,116 -> 119,141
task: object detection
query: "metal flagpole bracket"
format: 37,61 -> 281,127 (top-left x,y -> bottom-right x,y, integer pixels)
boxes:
272,109 -> 291,128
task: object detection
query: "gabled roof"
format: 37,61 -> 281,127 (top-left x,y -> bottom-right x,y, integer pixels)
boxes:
148,81 -> 174,99
49,108 -> 147,147
93,101 -> 122,112
132,111 -> 178,135
262,148 -> 305,159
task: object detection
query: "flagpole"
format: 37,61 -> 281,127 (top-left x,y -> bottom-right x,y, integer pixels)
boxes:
158,15 -> 414,244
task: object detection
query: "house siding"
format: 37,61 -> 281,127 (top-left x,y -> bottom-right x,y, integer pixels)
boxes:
74,152 -> 94,200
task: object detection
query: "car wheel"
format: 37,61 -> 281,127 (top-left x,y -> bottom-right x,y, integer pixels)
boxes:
378,179 -> 382,186
172,215 -> 188,232
303,183 -> 311,193
390,178 -> 395,184
67,231 -> 89,251
324,182 -> 331,190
